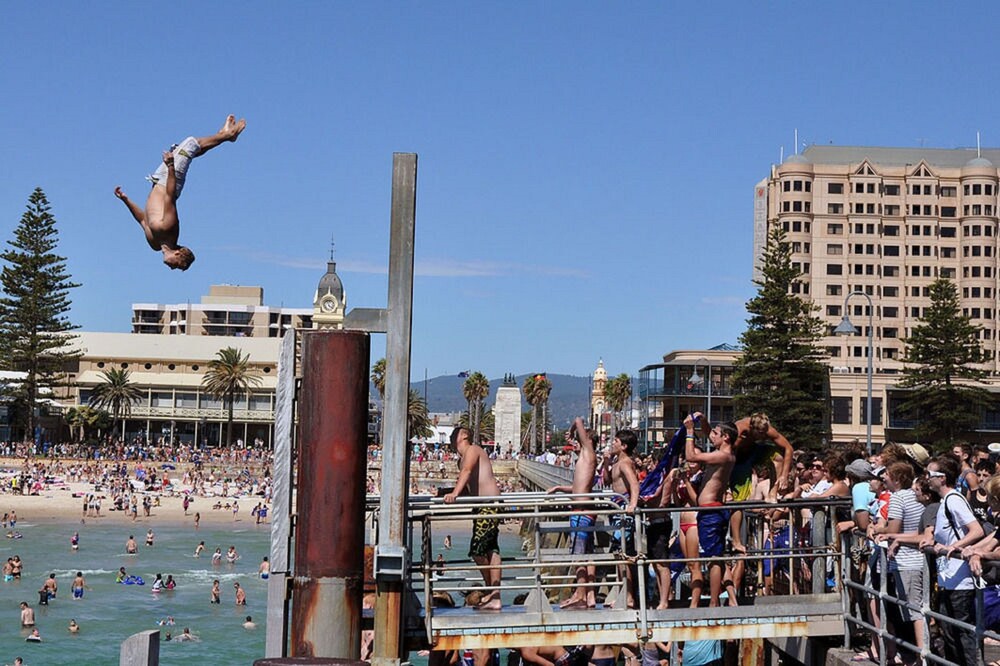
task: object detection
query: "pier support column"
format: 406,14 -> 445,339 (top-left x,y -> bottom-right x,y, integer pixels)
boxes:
291,330 -> 370,658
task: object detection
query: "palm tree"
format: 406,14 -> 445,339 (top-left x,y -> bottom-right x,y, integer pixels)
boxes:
66,405 -> 110,443
201,347 -> 262,446
88,368 -> 143,440
604,373 -> 632,430
458,408 -> 495,442
534,375 -> 552,452
407,388 -> 434,440
462,371 -> 490,443
522,375 -> 539,454
371,358 -> 387,401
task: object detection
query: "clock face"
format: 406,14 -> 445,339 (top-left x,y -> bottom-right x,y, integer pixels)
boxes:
321,298 -> 336,313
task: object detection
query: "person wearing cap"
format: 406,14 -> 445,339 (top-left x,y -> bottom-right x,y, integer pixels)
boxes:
919,454 -> 984,666
839,459 -> 879,534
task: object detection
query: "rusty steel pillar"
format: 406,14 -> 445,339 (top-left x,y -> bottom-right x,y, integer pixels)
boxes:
292,330 -> 370,659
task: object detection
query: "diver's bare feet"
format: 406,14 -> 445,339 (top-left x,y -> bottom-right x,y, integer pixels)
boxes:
162,151 -> 174,166
474,594 -> 502,611
559,596 -> 587,609
221,114 -> 247,141
114,186 -> 127,200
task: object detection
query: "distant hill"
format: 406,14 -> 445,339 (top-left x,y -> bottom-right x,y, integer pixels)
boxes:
388,373 -> 592,427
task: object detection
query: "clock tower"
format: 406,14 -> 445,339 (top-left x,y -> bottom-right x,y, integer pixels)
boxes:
312,258 -> 346,329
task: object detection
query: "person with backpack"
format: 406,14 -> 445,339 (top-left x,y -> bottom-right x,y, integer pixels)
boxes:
919,454 -> 985,666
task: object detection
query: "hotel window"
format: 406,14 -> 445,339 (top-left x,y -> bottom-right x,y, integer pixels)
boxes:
867,203 -> 876,214
827,305 -> 842,316
910,225 -> 921,235
885,205 -> 900,215
828,223 -> 843,234
941,186 -> 957,197
792,242 -> 801,253
883,286 -> 898,297
973,205 -> 982,215
912,307 -> 922,317
828,203 -> 843,214
942,247 -> 956,258
965,185 -> 970,195
884,225 -> 899,236
883,327 -> 898,338
832,398 -> 852,425
794,180 -> 803,191
883,307 -> 899,318
783,202 -> 790,212
827,284 -> 843,296
941,226 -> 956,237
828,183 -> 844,194
854,243 -> 864,254
868,183 -> 875,194
884,265 -> 899,277
987,184 -> 994,195
793,201 -> 803,212
854,203 -> 865,214
856,183 -> 865,193
783,181 -> 791,192
974,184 -> 983,195
911,184 -> 921,195
988,226 -> 994,237
942,206 -> 957,217
827,347 -> 841,357
923,205 -> 932,215
884,245 -> 899,256
827,264 -> 843,275
827,244 -> 843,255
885,184 -> 900,195
792,220 -> 802,232
867,224 -> 875,233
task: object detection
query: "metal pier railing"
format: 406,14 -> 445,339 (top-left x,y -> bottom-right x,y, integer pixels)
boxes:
364,492 -> 851,652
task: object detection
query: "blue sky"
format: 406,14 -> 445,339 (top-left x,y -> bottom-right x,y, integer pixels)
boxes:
2,4 -> 999,381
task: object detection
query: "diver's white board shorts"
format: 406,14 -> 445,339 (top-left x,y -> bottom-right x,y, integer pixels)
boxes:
146,136 -> 202,199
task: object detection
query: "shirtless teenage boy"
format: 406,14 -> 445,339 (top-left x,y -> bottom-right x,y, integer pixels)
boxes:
443,426 -> 503,611
684,412 -> 736,607
546,418 -> 598,608
114,114 -> 246,271
602,429 -> 641,608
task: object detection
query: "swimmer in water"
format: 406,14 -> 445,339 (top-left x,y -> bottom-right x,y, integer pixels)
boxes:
243,615 -> 256,629
116,567 -> 127,584
210,579 -> 221,604
211,548 -> 223,565
70,532 -> 79,550
19,602 -> 34,627
125,535 -> 138,555
194,541 -> 205,557
25,628 -> 40,642
226,545 -> 239,564
72,572 -> 86,599
68,619 -> 80,633
145,529 -> 155,547
234,581 -> 246,605
259,556 -> 270,580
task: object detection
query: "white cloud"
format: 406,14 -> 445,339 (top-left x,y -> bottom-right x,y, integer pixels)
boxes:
224,247 -> 588,279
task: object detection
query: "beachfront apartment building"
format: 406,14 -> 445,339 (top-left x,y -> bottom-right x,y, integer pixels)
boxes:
41,260 -> 352,446
640,145 -> 1000,449
131,284 -> 314,337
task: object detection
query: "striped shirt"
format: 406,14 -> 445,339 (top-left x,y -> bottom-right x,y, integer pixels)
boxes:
886,488 -> 924,571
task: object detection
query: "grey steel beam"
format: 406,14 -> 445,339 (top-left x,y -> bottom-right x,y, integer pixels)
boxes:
372,153 -> 417,666
265,330 -> 297,658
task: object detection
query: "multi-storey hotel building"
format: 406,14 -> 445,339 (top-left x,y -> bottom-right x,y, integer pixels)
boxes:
752,145 -> 1000,445
639,146 -> 1000,450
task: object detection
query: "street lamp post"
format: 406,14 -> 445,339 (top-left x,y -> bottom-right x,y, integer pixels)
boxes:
689,357 -> 712,423
834,291 -> 875,455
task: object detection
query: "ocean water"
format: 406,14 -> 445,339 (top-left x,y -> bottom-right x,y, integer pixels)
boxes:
0,518 -> 269,666
0,514 -> 528,665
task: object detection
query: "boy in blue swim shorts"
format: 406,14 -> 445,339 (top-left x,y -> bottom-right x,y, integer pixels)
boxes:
683,412 -> 736,608
114,114 -> 246,271
547,419 -> 599,608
